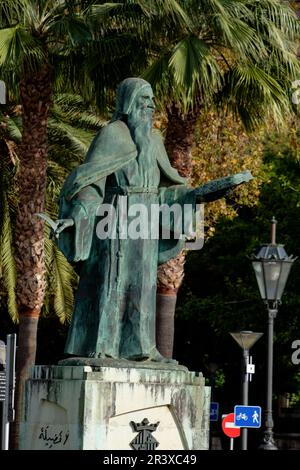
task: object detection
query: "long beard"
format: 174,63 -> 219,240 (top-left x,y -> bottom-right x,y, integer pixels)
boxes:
127,107 -> 153,151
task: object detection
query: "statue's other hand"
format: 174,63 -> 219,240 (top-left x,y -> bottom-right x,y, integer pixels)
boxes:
54,219 -> 74,238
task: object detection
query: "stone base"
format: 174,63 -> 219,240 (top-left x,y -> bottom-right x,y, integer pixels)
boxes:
19,363 -> 210,450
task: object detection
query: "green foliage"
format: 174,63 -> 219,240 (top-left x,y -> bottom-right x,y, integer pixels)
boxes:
0,93 -> 102,323
44,237 -> 76,324
214,368 -> 226,391
0,1 -> 95,101
175,116 -> 300,407
82,0 -> 193,111
192,110 -> 265,233
0,143 -> 18,321
0,25 -> 46,71
43,93 -> 102,322
169,35 -> 221,104
144,0 -> 300,129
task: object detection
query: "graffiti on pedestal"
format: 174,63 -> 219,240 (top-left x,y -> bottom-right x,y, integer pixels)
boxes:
38,425 -> 70,449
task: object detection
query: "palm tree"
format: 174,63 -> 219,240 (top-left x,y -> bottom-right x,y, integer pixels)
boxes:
0,0 -> 191,364
0,1 -> 191,445
1,92 -> 108,322
85,0 -> 190,110
143,0 -> 300,357
45,93 -> 105,321
0,90 -> 106,446
0,3 -> 95,441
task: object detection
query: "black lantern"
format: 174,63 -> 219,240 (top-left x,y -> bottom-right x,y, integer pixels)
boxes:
251,217 -> 296,450
252,246 -> 294,305
251,218 -> 295,305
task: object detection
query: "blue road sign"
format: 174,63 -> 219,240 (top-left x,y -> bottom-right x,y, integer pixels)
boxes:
210,402 -> 219,421
234,405 -> 261,428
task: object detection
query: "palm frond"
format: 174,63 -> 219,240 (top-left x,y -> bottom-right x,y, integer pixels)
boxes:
6,115 -> 22,142
89,0 -> 190,39
90,2 -> 131,18
142,52 -> 172,103
0,191 -> 17,322
48,118 -> 94,157
47,13 -> 92,46
49,239 -> 76,323
52,94 -> 105,129
54,92 -> 86,109
214,15 -> 266,60
169,35 -> 221,108
0,0 -> 24,26
247,0 -> 300,40
0,113 -> 18,321
47,159 -> 69,193
0,25 -> 46,71
143,0 -> 191,28
220,64 -> 291,130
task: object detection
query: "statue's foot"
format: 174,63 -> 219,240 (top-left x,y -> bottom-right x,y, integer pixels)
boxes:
87,352 -> 116,359
147,349 -> 178,364
129,349 -> 177,364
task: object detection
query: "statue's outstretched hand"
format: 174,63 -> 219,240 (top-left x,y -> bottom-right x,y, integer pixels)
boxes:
193,170 -> 253,203
194,186 -> 234,203
54,219 -> 74,238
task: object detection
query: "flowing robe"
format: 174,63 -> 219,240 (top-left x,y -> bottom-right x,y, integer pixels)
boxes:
58,120 -> 197,359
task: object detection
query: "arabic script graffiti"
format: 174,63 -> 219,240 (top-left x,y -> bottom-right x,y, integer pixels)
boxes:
38,425 -> 70,449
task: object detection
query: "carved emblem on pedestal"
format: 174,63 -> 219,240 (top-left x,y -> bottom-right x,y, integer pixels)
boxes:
130,418 -> 160,450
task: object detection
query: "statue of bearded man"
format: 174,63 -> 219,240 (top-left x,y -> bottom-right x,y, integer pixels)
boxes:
55,77 -> 250,363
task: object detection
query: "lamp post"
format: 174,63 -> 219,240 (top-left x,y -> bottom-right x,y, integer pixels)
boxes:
251,217 -> 296,450
230,331 -> 263,450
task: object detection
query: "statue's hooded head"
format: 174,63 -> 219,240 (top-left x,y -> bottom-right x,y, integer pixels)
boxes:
112,78 -> 155,132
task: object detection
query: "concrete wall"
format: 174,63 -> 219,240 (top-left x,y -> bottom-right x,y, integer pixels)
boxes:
19,364 -> 210,450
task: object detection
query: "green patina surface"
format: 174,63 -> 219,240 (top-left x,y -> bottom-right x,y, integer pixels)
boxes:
56,78 -> 252,362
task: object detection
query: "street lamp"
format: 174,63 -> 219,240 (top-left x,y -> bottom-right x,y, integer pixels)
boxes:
251,217 -> 296,450
230,331 -> 263,450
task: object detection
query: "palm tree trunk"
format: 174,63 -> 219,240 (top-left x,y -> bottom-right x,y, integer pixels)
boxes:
13,64 -> 52,448
156,102 -> 198,358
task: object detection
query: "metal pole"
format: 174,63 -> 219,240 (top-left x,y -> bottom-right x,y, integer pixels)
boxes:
270,217 -> 277,245
230,438 -> 234,450
1,334 -> 16,450
241,348 -> 249,450
1,400 -> 9,450
260,308 -> 278,450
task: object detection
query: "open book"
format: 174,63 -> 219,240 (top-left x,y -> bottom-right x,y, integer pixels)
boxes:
195,170 -> 253,200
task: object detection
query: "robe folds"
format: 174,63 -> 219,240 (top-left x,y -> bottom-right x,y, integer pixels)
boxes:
58,120 -> 197,359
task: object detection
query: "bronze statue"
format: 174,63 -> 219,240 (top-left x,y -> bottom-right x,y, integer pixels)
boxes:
41,78 -> 252,363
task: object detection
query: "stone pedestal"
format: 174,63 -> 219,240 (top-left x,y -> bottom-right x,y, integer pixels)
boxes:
19,361 -> 210,450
